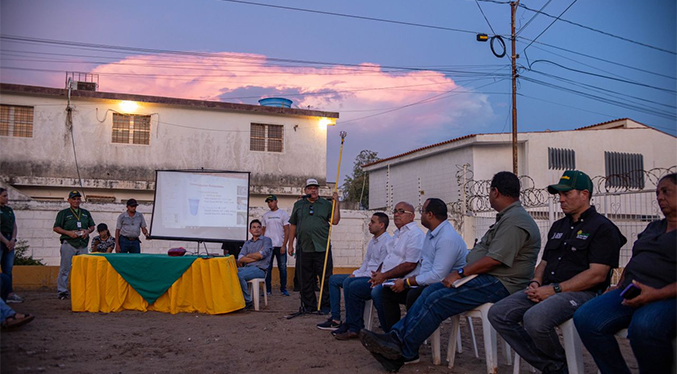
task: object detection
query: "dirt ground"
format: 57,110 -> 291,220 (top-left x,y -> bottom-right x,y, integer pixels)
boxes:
2,289 -> 637,374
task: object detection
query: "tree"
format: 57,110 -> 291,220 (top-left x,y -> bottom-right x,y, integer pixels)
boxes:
342,150 -> 380,209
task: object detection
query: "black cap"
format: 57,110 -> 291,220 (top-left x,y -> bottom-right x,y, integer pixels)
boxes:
68,190 -> 82,199
126,198 -> 139,207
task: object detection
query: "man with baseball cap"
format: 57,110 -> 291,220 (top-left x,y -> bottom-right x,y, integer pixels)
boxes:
53,191 -> 96,300
115,198 -> 149,253
489,170 -> 626,374
288,178 -> 340,313
262,194 -> 291,296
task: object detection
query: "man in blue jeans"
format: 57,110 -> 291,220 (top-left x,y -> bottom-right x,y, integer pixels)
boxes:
237,219 -> 273,310
316,212 -> 391,333
489,170 -> 625,374
359,171 -> 541,372
262,195 -> 290,296
115,198 -> 149,253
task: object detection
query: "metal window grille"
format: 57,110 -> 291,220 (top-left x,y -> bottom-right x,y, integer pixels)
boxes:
604,151 -> 644,189
0,105 -> 34,138
548,148 -> 575,170
250,123 -> 283,152
112,113 -> 150,145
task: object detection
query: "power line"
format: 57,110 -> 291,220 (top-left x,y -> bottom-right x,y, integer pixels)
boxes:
515,0 -> 552,36
520,3 -> 676,55
522,0 -> 578,53
474,0 -> 496,35
527,59 -> 676,94
217,0 -> 478,35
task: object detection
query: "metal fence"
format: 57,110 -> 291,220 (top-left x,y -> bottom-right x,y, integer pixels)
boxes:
449,166 -> 674,268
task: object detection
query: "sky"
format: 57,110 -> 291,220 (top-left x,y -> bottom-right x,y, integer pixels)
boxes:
1,0 -> 675,185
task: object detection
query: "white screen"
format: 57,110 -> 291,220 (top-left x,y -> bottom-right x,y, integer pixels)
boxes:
150,170 -> 249,242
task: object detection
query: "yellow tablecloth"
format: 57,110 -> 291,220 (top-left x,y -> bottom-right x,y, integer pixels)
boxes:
71,254 -> 245,314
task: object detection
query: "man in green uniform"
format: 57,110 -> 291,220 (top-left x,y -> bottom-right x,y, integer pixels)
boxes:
288,178 -> 340,313
53,191 -> 96,300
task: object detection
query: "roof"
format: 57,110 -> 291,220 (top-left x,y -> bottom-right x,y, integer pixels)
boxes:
363,118 -> 674,169
0,83 -> 339,119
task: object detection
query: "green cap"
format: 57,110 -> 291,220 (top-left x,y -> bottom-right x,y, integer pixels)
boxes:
548,170 -> 593,194
68,190 -> 82,199
265,194 -> 277,202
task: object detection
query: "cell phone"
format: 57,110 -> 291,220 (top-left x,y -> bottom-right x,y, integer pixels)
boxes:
620,283 -> 641,300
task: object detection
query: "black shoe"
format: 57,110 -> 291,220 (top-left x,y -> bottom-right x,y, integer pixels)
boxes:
359,329 -> 403,360
58,292 -> 69,300
317,319 -> 342,331
331,324 -> 350,336
244,302 -> 254,310
334,330 -> 360,340
369,352 -> 404,373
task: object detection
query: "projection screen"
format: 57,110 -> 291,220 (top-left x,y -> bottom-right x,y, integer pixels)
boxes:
149,170 -> 250,242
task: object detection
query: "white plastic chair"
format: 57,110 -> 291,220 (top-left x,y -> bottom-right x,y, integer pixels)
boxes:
431,318 -> 471,365
363,299 -> 375,330
247,278 -> 268,311
433,303 -> 512,374
513,318 -> 584,374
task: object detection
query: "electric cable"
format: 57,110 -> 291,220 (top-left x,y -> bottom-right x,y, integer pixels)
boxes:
522,0 -> 578,53
474,0 -> 496,35
490,36 -> 506,58
516,0 -> 552,36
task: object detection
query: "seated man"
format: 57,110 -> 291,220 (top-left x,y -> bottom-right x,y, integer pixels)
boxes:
317,212 -> 391,332
236,219 -> 273,310
489,170 -> 626,374
378,198 -> 467,333
574,173 -> 677,374
359,171 -> 541,372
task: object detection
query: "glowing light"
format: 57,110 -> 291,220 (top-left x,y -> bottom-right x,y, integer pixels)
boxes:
119,101 -> 139,113
318,117 -> 335,130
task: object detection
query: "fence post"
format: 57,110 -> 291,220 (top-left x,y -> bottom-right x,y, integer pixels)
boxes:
548,195 -> 555,227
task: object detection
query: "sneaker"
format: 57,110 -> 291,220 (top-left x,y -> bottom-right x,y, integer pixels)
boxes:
317,318 -> 342,331
331,323 -> 350,336
58,293 -> 69,300
404,355 -> 420,365
281,290 -> 290,296
244,302 -> 254,310
6,294 -> 24,303
266,291 -> 272,296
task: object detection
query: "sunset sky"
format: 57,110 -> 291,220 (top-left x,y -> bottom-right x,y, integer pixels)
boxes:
2,0 -> 675,183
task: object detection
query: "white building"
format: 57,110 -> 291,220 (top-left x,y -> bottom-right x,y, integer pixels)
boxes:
0,83 -> 339,208
363,119 -> 677,210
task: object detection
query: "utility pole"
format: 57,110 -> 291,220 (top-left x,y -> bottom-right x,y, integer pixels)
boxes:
511,1 -> 519,175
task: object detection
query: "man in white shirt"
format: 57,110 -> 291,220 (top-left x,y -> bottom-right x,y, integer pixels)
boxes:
332,202 -> 424,340
261,195 -> 290,296
317,212 -> 391,333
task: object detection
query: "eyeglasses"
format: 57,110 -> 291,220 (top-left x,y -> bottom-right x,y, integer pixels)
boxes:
309,205 -> 314,215
392,208 -> 413,215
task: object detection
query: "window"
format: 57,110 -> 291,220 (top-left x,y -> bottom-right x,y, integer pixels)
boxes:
605,151 -> 644,189
112,113 -> 151,145
0,105 -> 34,138
548,148 -> 575,170
250,123 -> 283,152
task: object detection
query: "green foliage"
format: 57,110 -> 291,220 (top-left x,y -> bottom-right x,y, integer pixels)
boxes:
13,239 -> 45,266
341,149 -> 380,209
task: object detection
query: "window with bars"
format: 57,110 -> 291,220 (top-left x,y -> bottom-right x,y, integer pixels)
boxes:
112,113 -> 151,145
250,123 -> 283,152
548,148 -> 576,170
605,151 -> 644,189
0,105 -> 34,138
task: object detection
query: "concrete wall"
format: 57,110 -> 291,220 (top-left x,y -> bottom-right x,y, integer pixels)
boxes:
1,93 -> 330,201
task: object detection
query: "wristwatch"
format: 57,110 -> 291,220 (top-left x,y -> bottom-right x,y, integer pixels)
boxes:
458,268 -> 466,278
552,283 -> 562,293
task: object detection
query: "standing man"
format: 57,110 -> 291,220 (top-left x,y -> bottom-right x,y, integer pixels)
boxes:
288,178 -> 340,314
115,198 -> 149,254
489,170 -> 626,374
237,219 -> 273,310
378,198 -> 468,333
0,188 -> 22,303
317,212 -> 391,337
359,172 -> 541,372
53,191 -> 95,300
262,194 -> 291,296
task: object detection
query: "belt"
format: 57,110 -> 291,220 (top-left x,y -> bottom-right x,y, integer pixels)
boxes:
123,236 -> 139,241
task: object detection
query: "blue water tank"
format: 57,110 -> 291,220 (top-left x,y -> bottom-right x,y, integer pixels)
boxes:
258,97 -> 293,108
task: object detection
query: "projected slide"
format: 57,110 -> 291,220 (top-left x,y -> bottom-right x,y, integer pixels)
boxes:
150,170 -> 250,242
